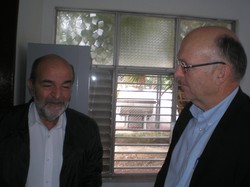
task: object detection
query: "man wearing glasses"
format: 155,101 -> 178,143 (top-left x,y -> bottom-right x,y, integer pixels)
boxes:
155,26 -> 250,187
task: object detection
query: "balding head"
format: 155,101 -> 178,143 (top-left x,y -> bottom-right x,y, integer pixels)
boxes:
29,54 -> 75,83
180,26 -> 247,81
176,26 -> 247,110
185,26 -> 239,40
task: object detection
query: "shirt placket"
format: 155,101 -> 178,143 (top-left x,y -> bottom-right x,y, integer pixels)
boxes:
44,130 -> 53,187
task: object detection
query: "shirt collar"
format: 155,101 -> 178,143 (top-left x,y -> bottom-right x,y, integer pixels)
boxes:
190,87 -> 239,126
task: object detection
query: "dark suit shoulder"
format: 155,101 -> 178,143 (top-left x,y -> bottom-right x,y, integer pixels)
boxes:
0,103 -> 30,142
65,108 -> 99,133
0,103 -> 29,123
65,108 -> 97,124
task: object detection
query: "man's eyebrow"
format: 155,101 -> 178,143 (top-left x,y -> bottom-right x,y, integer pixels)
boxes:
41,80 -> 53,83
63,80 -> 73,84
40,80 -> 73,84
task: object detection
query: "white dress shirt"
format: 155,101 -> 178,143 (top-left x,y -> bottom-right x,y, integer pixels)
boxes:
25,102 -> 66,187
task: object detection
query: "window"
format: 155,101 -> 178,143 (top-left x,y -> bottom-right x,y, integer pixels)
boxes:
56,9 -> 235,179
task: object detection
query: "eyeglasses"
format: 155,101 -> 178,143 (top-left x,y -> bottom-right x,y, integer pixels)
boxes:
177,60 -> 226,73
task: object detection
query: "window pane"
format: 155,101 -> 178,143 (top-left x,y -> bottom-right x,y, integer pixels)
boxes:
115,74 -> 175,173
89,70 -> 113,175
56,11 -> 115,65
179,19 -> 233,40
119,15 -> 175,68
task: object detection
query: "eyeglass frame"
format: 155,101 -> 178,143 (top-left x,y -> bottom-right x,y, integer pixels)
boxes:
177,60 -> 226,72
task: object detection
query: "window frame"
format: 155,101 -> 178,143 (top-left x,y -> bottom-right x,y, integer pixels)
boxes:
55,8 -> 236,181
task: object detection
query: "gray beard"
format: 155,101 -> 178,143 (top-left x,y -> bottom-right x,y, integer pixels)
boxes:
34,98 -> 69,122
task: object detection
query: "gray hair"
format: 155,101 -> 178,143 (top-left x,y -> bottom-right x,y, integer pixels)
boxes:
216,35 -> 247,81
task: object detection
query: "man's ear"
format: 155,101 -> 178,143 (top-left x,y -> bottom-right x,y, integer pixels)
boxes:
27,79 -> 34,96
216,64 -> 229,84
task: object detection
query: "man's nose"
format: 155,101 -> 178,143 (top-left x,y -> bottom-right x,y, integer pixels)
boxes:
51,86 -> 62,98
174,65 -> 184,78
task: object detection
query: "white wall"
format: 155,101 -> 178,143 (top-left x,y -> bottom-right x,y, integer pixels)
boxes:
15,0 -> 250,185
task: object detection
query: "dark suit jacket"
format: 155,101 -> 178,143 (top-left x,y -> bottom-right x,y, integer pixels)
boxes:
154,88 -> 250,187
0,102 -> 103,187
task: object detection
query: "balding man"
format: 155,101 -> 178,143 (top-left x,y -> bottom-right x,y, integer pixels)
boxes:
155,26 -> 250,187
0,54 -> 103,187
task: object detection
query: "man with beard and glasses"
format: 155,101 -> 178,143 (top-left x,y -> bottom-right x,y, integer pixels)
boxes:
154,26 -> 250,187
0,54 -> 103,187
